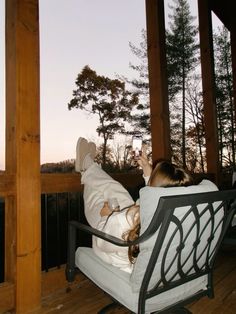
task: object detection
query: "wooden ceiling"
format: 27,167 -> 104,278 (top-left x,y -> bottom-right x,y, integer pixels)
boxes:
210,0 -> 236,32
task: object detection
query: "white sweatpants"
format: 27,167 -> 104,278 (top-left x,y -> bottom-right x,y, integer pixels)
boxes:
81,163 -> 134,228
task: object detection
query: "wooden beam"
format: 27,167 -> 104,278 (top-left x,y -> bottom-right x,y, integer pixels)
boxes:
145,0 -> 171,163
0,283 -> 14,313
41,172 -> 144,194
41,173 -> 83,194
209,0 -> 236,33
198,0 -> 220,183
5,0 -> 41,312
4,196 -> 16,287
0,174 -> 15,196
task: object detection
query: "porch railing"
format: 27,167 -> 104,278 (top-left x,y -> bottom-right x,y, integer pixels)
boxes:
0,172 -> 144,312
41,191 -> 90,272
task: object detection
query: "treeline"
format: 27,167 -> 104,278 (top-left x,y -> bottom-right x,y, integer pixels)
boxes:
41,150 -> 142,174
41,159 -> 75,173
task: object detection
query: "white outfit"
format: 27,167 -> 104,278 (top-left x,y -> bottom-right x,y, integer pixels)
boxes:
81,163 -> 136,273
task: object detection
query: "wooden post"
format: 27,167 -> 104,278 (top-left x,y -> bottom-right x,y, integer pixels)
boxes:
198,0 -> 220,183
145,0 -> 171,164
5,0 -> 41,312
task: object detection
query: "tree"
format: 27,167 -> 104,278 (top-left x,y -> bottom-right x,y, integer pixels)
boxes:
94,144 -> 115,171
214,26 -> 235,170
93,139 -> 139,173
166,0 -> 199,168
41,160 -> 75,173
120,29 -> 151,137
185,78 -> 206,172
68,65 -> 139,166
123,1 -> 198,167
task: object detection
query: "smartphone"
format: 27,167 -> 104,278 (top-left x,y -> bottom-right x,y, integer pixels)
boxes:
132,135 -> 142,159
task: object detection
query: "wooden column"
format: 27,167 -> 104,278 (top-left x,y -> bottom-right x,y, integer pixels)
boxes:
145,0 -> 171,163
5,0 -> 41,312
198,0 -> 219,182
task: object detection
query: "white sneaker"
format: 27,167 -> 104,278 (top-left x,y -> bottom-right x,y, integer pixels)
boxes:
88,141 -> 96,160
75,137 -> 89,172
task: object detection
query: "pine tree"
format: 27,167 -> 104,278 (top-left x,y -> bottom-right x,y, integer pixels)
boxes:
125,29 -> 151,137
124,1 -> 199,168
214,26 -> 235,169
166,0 -> 199,167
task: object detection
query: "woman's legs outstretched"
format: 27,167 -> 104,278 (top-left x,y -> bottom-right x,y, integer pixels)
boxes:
76,137 -> 134,228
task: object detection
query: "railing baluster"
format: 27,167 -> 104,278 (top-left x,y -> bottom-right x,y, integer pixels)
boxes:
44,194 -> 49,272
68,192 -> 71,221
0,198 -> 5,283
56,193 -> 60,268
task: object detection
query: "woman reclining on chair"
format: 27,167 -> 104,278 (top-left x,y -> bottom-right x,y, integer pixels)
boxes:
76,137 -> 193,273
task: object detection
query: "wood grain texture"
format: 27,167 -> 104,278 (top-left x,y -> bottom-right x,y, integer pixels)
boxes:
5,0 -> 41,312
145,0 -> 171,163
198,0 -> 220,182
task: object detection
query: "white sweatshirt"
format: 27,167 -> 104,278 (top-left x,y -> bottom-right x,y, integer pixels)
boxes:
92,175 -> 149,273
93,209 -> 134,273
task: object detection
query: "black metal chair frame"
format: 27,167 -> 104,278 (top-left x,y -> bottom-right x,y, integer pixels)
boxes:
66,189 -> 236,314
222,178 -> 236,246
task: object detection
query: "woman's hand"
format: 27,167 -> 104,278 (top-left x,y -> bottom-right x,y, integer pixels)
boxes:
137,152 -> 152,177
100,201 -> 113,217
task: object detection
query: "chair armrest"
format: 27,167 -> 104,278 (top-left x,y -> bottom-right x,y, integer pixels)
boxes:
66,201 -> 163,283
69,220 -> 129,247
66,219 -> 129,282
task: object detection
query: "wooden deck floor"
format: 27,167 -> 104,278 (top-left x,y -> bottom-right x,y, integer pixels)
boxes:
32,247 -> 236,314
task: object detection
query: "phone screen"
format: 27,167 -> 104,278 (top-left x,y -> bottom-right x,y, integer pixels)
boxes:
132,136 -> 142,159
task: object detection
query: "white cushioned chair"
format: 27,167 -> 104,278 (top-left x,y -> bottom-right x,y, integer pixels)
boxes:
66,180 -> 236,313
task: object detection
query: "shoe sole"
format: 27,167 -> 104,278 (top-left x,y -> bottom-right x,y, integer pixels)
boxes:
75,137 -> 89,172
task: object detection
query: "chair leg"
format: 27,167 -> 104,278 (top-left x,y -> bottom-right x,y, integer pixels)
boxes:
97,301 -> 119,314
169,307 -> 192,314
152,307 -> 192,314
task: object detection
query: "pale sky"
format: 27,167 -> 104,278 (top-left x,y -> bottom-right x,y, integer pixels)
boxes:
0,0 -> 221,169
39,0 -> 147,165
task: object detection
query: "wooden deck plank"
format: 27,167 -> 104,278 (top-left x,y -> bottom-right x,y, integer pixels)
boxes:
187,248 -> 236,313
31,249 -> 236,314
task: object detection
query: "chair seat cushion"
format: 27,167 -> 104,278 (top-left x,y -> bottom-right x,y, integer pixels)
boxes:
75,247 -> 207,313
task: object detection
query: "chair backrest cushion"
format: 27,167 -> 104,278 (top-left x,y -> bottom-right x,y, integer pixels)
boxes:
130,179 -> 220,292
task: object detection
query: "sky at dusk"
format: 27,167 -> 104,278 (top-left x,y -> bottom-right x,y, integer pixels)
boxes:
0,0 -> 221,169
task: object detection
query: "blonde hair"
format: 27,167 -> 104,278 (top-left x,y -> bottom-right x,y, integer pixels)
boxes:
123,160 -> 193,263
148,160 -> 193,187
122,205 -> 140,264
